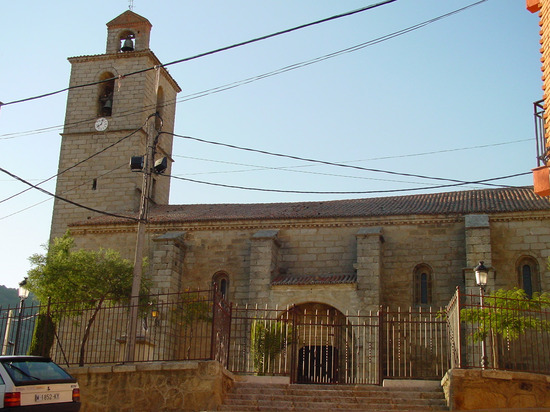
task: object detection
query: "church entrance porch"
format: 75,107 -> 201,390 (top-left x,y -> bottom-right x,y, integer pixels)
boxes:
291,303 -> 346,384
228,302 -> 449,385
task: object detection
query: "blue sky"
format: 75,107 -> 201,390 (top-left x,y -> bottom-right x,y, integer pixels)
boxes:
0,0 -> 542,288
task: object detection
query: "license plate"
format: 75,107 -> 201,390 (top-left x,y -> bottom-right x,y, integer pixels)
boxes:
35,393 -> 60,402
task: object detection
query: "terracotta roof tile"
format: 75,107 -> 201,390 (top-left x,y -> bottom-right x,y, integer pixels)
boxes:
271,274 -> 357,286
106,10 -> 152,28
73,186 -> 550,227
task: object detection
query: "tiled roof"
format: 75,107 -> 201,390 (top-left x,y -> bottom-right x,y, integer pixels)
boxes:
271,274 -> 357,286
106,10 -> 152,28
74,186 -> 550,226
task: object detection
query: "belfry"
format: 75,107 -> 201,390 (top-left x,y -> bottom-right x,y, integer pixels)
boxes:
50,10 -> 180,241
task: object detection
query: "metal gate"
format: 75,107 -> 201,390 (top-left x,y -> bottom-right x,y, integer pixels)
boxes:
227,303 -> 449,385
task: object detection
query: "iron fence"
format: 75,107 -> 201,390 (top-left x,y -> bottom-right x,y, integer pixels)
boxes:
446,287 -> 550,374
381,307 -> 450,380
0,295 -> 450,383
0,289 -> 229,368
0,300 -> 39,357
227,304 -> 448,384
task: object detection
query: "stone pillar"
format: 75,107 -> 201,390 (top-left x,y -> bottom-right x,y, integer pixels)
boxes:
150,231 -> 186,360
464,215 -> 494,294
247,230 -> 280,305
152,231 -> 186,295
355,227 -> 383,311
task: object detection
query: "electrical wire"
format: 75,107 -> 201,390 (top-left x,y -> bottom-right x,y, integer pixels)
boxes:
0,0 -> 488,141
173,138 -> 531,179
0,122 -> 147,204
169,0 -> 488,106
0,0 -> 397,109
0,166 -> 138,222
175,155 -> 438,185
168,132 -> 514,188
0,163 -> 127,221
169,171 -> 530,195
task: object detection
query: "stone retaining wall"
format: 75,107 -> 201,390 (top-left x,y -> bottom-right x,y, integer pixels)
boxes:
442,368 -> 550,410
67,361 -> 234,412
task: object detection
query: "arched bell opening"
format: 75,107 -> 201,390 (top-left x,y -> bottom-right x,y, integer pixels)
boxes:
119,30 -> 135,52
155,86 -> 165,131
97,72 -> 115,117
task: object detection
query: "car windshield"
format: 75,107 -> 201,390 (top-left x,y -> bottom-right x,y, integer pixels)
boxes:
1,359 -> 75,385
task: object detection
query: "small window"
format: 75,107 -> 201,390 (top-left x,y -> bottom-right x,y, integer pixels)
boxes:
517,257 -> 540,299
413,264 -> 433,306
212,272 -> 229,299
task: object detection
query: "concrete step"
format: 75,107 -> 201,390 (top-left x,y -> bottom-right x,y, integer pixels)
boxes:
217,381 -> 448,411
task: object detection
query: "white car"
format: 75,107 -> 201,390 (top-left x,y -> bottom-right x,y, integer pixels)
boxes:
0,356 -> 80,411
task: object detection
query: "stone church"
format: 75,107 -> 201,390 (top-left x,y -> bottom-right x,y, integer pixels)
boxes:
52,10 -> 550,318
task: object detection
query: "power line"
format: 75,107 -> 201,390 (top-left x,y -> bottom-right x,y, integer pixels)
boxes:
174,138 -> 530,178
175,155 -> 439,185
168,132 -> 512,188
170,0 -> 488,105
0,0 -> 488,141
0,123 -> 146,205
0,166 -> 139,222
0,164 -> 127,221
0,0 -> 397,109
169,171 -> 529,195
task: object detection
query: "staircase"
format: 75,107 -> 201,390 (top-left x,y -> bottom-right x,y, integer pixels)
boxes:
217,381 -> 448,411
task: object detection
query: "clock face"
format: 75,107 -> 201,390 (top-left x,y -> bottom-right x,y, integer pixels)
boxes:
95,117 -> 108,131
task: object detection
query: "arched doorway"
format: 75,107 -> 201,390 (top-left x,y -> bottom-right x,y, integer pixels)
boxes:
290,303 -> 347,384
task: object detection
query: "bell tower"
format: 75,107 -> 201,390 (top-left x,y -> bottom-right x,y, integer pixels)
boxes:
50,10 -> 181,240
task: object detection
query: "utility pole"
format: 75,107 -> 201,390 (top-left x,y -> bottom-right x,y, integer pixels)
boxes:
125,113 -> 161,362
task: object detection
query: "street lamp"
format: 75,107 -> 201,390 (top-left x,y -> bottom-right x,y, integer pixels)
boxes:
14,278 -> 29,355
474,261 -> 489,369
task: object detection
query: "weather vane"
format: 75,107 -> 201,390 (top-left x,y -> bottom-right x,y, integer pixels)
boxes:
129,0 -> 134,11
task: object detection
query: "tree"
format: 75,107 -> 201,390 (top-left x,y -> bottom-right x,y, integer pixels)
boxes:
461,288 -> 550,342
26,232 -> 150,365
460,288 -> 550,368
170,290 -> 212,359
251,320 -> 292,375
28,313 -> 55,357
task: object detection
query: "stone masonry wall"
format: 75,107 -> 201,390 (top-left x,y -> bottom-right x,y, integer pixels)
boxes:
51,50 -> 179,241
442,368 -> 550,410
380,217 -> 466,308
355,227 -> 383,312
491,213 -> 550,292
67,361 -> 234,412
70,212 -> 550,313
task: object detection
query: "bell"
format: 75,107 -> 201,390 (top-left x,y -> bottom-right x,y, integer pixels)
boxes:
121,38 -> 134,52
103,99 -> 112,110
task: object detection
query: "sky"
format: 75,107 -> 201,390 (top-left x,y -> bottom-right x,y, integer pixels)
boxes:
0,0 -> 543,289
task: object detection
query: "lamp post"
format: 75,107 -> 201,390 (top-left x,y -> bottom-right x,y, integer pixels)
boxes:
14,278 -> 29,355
474,261 -> 489,369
